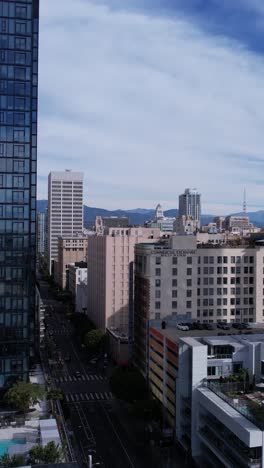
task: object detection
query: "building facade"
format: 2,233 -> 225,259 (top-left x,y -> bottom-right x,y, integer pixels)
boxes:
68,261 -> 87,314
87,227 -> 161,333
146,324 -> 264,467
0,0 -> 39,387
47,170 -> 84,274
134,235 -> 264,374
178,189 -> 201,228
36,210 -> 47,255
55,234 -> 88,289
95,216 -> 129,234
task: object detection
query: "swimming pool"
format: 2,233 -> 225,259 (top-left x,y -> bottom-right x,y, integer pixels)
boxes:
0,439 -> 26,456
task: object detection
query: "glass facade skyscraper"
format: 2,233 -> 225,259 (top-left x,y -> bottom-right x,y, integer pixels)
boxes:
0,0 -> 39,388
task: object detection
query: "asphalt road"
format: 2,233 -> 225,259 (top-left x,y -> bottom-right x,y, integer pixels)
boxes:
39,278 -> 146,468
39,278 -> 191,468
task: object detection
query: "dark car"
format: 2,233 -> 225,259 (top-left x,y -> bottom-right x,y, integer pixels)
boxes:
205,323 -> 216,331
75,371 -> 82,379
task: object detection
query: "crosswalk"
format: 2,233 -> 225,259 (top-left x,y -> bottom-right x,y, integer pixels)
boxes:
55,374 -> 107,383
65,391 -> 113,403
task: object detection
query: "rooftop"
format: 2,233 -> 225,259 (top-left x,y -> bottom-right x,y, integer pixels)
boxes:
150,322 -> 264,345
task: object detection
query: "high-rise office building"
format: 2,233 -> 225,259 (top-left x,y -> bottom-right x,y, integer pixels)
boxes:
48,170 -> 84,274
36,210 -> 48,256
178,188 -> 201,228
0,1 -> 39,387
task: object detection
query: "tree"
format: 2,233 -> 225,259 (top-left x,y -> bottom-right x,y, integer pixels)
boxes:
84,329 -> 105,352
28,442 -> 63,464
0,454 -> 25,467
110,366 -> 148,403
47,389 -> 64,401
4,382 -> 45,415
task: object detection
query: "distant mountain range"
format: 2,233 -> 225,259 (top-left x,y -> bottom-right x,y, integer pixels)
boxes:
37,200 -> 264,228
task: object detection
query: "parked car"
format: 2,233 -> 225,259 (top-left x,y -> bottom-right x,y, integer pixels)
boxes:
204,323 -> 216,330
75,371 -> 82,379
177,323 -> 190,331
217,322 -> 231,330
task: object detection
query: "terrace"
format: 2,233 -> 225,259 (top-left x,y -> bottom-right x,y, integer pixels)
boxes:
203,379 -> 264,430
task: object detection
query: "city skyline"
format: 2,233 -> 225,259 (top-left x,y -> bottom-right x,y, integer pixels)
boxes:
38,0 -> 264,214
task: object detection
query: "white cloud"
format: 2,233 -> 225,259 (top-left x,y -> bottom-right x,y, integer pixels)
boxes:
38,0 -> 264,214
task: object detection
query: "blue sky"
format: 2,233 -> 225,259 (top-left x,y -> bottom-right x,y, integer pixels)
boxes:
38,0 -> 264,214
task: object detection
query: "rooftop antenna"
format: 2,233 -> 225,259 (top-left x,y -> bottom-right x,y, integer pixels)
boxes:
243,188 -> 247,214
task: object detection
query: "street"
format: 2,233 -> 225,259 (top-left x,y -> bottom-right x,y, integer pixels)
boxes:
39,278 -> 191,468
39,278 -> 149,468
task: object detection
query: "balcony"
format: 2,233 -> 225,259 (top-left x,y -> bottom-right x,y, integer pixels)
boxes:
199,426 -> 261,468
201,415 -> 262,468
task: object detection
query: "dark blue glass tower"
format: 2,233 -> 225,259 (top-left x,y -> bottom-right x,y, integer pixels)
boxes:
0,0 -> 39,388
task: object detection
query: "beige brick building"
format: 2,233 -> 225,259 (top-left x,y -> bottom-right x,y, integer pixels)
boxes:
87,227 -> 161,332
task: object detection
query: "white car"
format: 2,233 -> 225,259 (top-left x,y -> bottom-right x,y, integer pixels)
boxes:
177,323 -> 190,331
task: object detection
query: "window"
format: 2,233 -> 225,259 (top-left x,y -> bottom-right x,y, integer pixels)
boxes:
187,257 -> 192,265
155,268 -> 161,276
187,279 -> 192,287
209,256 -> 214,264
223,256 -> 228,264
187,268 -> 192,276
187,290 -> 192,297
204,256 -> 208,264
156,257 -> 161,265
217,256 -> 222,264
172,301 -> 177,309
155,301 -> 160,310
155,290 -> 161,299
155,313 -> 160,320
172,279 -> 177,287
172,290 -> 177,298
172,268 -> 177,276
186,301 -> 192,309
13,176 -> 24,187
155,279 -> 161,287
15,37 -> 26,50
15,22 -> 26,34
16,6 -> 27,18
172,257 -> 177,265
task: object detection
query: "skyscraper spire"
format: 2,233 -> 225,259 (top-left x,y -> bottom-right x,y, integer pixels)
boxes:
243,188 -> 247,214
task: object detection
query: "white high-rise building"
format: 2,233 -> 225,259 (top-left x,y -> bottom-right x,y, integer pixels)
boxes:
179,188 -> 201,228
48,170 -> 84,274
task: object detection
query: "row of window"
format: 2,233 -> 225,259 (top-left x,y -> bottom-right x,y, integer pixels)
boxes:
155,256 -> 191,265
199,256 -> 254,264
0,18 -> 32,34
155,301 -> 192,309
199,266 -> 254,275
0,80 -> 33,96
155,267 -> 193,276
0,205 -> 28,218
197,309 -> 254,317
198,287 -> 254,295
0,35 -> 32,51
0,3 -> 32,20
0,174 -> 34,187
0,127 -> 36,143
